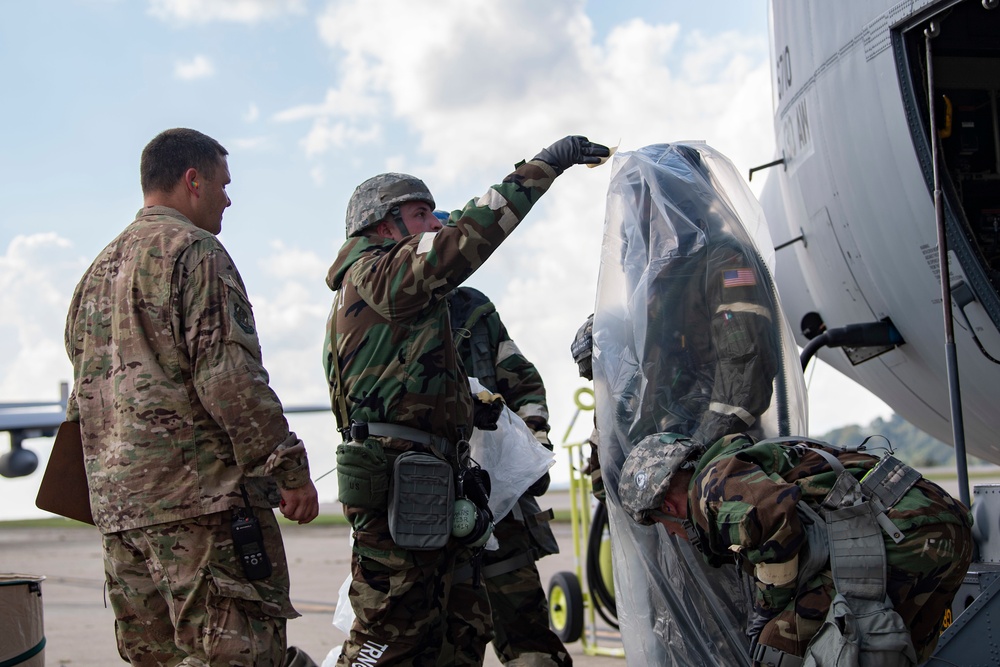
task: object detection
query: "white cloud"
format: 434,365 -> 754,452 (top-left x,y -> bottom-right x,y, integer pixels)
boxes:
274,82 -> 381,123
804,360 -> 894,435
174,55 -> 215,80
249,242 -> 334,406
148,0 -> 306,24
231,136 -> 268,151
244,103 -> 260,123
310,164 -> 326,186
300,119 -> 382,156
297,1 -> 773,185
287,0 -> 788,437
0,234 -> 84,402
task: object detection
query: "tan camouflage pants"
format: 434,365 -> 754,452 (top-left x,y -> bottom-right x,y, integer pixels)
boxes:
102,509 -> 298,666
337,504 -> 493,667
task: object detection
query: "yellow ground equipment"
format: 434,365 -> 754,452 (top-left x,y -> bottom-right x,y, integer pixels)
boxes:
547,388 -> 624,658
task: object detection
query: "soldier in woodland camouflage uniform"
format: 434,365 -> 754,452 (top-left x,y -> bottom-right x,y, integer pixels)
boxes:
323,136 -> 609,666
448,284 -> 570,667
619,433 -> 973,664
65,128 -> 320,667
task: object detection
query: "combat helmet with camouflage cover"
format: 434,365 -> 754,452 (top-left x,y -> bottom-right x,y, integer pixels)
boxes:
619,432 -> 704,525
345,173 -> 435,237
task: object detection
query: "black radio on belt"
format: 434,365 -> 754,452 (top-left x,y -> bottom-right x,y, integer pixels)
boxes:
231,485 -> 271,581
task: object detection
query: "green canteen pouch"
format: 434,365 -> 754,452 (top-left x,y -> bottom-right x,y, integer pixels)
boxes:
336,439 -> 389,508
388,451 -> 454,550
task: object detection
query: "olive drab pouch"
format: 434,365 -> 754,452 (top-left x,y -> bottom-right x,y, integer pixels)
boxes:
802,594 -> 917,667
388,451 -> 454,550
335,439 -> 389,509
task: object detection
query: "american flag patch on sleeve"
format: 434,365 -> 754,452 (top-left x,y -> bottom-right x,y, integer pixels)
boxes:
722,268 -> 757,288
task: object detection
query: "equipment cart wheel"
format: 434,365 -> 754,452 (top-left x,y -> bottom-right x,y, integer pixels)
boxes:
548,570 -> 584,643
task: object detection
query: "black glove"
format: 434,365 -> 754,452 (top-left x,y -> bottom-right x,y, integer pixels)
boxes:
533,136 -> 610,174
471,391 -> 504,431
527,471 -> 551,497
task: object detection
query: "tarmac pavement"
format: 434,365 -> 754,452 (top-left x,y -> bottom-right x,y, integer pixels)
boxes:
0,493 -> 623,667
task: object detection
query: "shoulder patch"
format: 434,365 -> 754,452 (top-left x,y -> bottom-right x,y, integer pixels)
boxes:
722,268 -> 757,288
233,302 -> 255,334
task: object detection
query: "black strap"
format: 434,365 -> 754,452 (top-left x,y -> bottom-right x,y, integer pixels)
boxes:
523,508 -> 554,528
456,550 -> 537,582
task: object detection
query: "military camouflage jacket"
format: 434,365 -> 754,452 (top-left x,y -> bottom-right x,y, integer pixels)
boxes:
448,285 -> 558,556
686,435 -> 971,613
324,160 -> 557,447
631,238 -> 778,448
448,286 -> 548,427
65,207 -> 310,534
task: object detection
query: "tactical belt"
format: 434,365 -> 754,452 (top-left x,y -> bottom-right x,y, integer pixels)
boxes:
350,422 -> 454,458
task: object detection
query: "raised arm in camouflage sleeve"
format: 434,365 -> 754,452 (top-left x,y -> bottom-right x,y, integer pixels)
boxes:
327,159 -> 561,441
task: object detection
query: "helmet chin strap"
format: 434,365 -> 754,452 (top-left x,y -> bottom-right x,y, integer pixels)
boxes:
389,206 -> 409,237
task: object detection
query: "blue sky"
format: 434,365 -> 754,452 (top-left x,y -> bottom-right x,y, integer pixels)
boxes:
0,0 -> 891,518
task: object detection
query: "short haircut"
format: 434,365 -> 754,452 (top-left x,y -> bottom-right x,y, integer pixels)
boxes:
140,128 -> 228,195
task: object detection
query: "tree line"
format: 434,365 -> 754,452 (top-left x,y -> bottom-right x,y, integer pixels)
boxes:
818,413 -> 990,468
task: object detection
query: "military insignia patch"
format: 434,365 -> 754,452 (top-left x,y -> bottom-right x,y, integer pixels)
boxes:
722,268 -> 756,288
233,303 -> 255,334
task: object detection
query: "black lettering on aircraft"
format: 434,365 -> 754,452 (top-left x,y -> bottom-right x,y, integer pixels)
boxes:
776,45 -> 792,101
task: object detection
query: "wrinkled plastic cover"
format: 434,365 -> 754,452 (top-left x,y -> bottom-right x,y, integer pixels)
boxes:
469,377 -> 554,523
592,143 -> 807,665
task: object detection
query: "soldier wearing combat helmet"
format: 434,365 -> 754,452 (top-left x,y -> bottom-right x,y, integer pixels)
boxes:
324,136 -> 609,666
621,432 -> 973,665
345,172 -> 435,237
618,432 -> 703,533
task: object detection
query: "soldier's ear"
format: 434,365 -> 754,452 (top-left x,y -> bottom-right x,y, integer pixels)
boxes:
374,220 -> 395,239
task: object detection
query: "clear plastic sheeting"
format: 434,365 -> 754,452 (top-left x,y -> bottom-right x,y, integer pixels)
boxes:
468,377 -> 555,524
592,143 -> 808,665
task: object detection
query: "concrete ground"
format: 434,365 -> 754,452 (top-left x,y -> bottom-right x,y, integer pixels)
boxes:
0,494 -> 623,667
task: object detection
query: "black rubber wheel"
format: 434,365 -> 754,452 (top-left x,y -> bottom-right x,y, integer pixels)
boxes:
548,570 -> 584,643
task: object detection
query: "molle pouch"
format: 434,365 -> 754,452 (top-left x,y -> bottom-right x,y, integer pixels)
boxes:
335,439 -> 389,509
388,451 -> 454,550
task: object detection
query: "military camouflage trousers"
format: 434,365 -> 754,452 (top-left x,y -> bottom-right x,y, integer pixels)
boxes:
755,519 -> 973,663
480,515 -> 571,666
337,503 -> 493,667
102,508 -> 298,666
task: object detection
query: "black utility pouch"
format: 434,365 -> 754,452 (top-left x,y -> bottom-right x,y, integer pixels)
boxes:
336,439 -> 389,509
388,451 -> 454,550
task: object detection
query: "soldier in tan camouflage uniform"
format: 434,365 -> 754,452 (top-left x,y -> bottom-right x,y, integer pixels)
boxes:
323,136 -> 609,666
448,284 -> 570,667
65,128 -> 320,667
619,433 -> 973,665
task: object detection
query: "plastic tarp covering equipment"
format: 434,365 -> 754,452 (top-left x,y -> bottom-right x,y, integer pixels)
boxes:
592,142 -> 808,665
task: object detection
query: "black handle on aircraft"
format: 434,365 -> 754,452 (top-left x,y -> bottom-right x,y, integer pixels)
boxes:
800,321 -> 904,370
